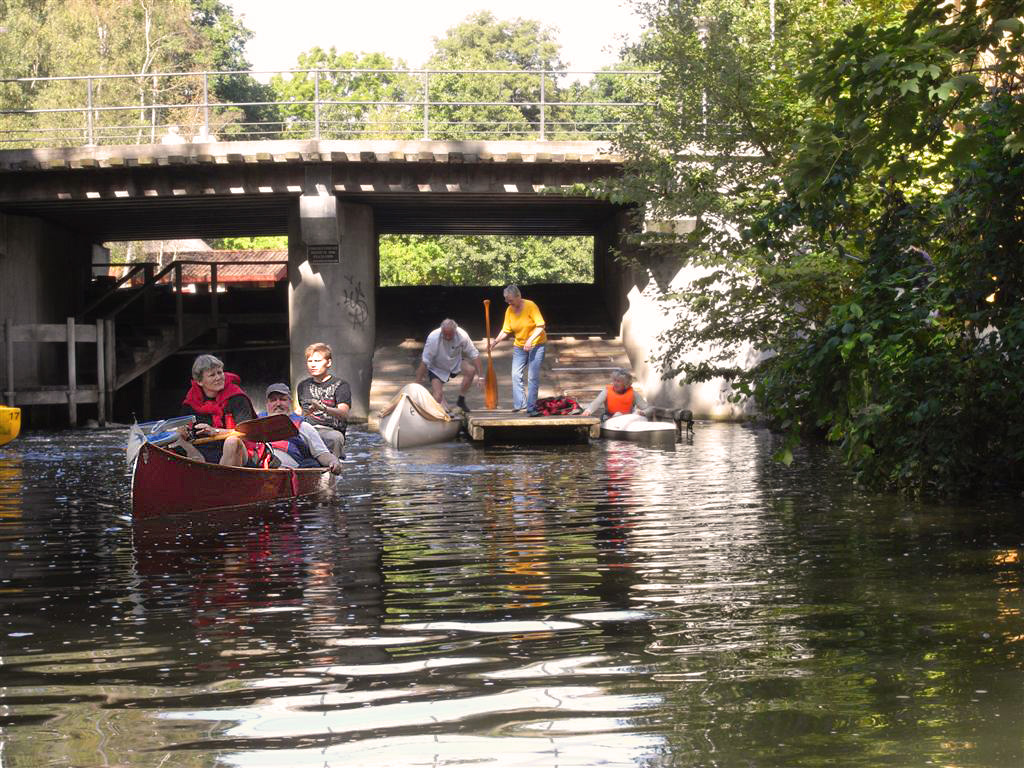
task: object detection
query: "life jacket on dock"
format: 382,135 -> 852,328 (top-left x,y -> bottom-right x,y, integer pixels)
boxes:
535,395 -> 582,416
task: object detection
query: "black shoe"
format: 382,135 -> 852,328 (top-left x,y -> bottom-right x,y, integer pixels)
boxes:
457,396 -> 470,412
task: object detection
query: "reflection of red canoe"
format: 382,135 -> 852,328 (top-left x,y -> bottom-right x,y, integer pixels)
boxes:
131,442 -> 331,518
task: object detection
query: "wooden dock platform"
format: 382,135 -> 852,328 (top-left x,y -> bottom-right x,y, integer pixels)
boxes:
464,410 -> 600,444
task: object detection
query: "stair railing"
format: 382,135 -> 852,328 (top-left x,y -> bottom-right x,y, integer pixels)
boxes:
85,259 -> 286,403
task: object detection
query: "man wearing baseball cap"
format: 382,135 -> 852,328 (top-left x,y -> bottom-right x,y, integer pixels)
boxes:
261,383 -> 342,473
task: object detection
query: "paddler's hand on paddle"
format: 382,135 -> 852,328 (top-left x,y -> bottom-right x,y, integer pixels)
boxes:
167,424 -> 206,461
302,400 -> 325,418
191,422 -> 223,440
173,423 -> 206,443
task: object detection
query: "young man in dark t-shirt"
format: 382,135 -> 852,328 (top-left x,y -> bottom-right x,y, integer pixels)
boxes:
296,342 -> 350,457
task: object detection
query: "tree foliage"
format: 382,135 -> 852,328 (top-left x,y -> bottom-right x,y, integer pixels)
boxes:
0,0 -> 267,144
612,0 -> 1024,495
757,0 -> 1024,494
379,235 -> 593,286
189,0 -> 274,137
269,47 -> 417,139
424,11 -> 566,139
207,235 -> 287,250
607,0 -> 901,382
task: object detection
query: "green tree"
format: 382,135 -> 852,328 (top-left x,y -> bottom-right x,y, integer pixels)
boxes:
0,0 -> 265,145
601,1 -> 909,440
33,0 -> 203,144
750,0 -> 1024,494
373,14 -> 600,284
268,47 -> 417,139
207,235 -> 287,250
556,60 -> 658,140
612,0 -> 1023,493
189,0 -> 274,138
0,0 -> 51,141
425,11 -> 565,139
379,235 -> 593,286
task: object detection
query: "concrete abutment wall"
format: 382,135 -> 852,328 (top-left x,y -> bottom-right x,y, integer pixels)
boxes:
594,213 -> 755,421
1,213 -> 95,423
288,197 -> 376,419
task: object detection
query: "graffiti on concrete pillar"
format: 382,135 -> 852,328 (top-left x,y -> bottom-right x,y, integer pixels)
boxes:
342,275 -> 368,328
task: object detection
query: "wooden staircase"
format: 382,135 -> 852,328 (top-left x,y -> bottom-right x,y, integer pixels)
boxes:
114,314 -> 217,390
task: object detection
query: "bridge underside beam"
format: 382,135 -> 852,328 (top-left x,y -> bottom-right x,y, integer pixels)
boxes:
0,193 -> 620,240
0,139 -> 627,239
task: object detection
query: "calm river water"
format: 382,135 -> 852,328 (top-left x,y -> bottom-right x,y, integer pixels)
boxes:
0,424 -> 1021,768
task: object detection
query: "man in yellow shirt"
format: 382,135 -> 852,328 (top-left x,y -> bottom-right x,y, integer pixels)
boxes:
490,284 -> 547,415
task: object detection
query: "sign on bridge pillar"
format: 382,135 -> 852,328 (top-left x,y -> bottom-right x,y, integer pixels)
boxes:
288,195 -> 375,419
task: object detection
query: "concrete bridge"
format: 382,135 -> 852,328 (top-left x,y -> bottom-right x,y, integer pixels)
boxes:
0,138 -> 641,420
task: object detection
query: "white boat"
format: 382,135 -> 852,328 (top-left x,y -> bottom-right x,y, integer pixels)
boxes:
378,383 -> 462,449
600,412 -> 677,448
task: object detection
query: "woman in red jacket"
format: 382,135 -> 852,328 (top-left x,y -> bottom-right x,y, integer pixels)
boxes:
176,354 -> 255,466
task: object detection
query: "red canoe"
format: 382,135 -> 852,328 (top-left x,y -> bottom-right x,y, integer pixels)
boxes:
131,442 -> 332,518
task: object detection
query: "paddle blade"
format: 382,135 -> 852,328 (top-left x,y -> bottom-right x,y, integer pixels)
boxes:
483,298 -> 498,409
485,359 -> 498,409
235,413 -> 298,442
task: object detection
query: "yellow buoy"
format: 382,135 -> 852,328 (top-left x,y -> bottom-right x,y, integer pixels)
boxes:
0,405 -> 21,446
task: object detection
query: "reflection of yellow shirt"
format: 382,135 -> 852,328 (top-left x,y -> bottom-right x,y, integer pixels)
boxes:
502,299 -> 547,347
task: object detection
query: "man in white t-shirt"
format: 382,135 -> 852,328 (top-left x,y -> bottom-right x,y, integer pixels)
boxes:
415,318 -> 483,411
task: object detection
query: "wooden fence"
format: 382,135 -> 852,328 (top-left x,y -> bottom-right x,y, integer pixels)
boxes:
3,317 -> 111,425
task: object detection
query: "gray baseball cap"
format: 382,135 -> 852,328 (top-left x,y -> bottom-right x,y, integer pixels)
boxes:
266,382 -> 291,397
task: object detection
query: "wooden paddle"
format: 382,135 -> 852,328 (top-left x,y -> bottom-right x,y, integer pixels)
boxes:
193,413 -> 299,445
483,299 -> 498,409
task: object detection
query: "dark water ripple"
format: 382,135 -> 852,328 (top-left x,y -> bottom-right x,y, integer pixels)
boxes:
0,424 -> 1021,768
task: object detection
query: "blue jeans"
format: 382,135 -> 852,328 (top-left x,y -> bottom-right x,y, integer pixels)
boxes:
511,344 -> 546,410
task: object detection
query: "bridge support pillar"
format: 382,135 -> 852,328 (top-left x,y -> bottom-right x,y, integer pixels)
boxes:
288,196 -> 376,419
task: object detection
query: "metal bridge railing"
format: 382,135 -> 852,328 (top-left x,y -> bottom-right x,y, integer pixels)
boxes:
0,68 -> 658,148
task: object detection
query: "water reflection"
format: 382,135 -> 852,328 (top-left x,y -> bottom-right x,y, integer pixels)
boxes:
0,426 -> 1021,767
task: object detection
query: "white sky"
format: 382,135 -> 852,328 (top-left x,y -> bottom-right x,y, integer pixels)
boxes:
226,0 -> 645,75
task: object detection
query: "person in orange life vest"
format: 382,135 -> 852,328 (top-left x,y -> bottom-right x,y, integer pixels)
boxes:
582,368 -> 651,419
261,383 -> 341,474
173,354 -> 255,466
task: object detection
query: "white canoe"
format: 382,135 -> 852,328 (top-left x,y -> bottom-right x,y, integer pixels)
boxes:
378,383 -> 462,449
600,412 -> 677,448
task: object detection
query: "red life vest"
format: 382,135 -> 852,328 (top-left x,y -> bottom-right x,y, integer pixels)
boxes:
182,371 -> 252,429
606,385 -> 635,415
183,373 -> 276,467
268,413 -> 309,464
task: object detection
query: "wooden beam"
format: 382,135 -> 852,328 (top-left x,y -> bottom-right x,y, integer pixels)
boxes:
11,388 -> 100,405
4,318 -> 13,406
104,319 -> 116,417
96,318 -> 106,425
8,324 -> 97,343
67,317 -> 77,425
